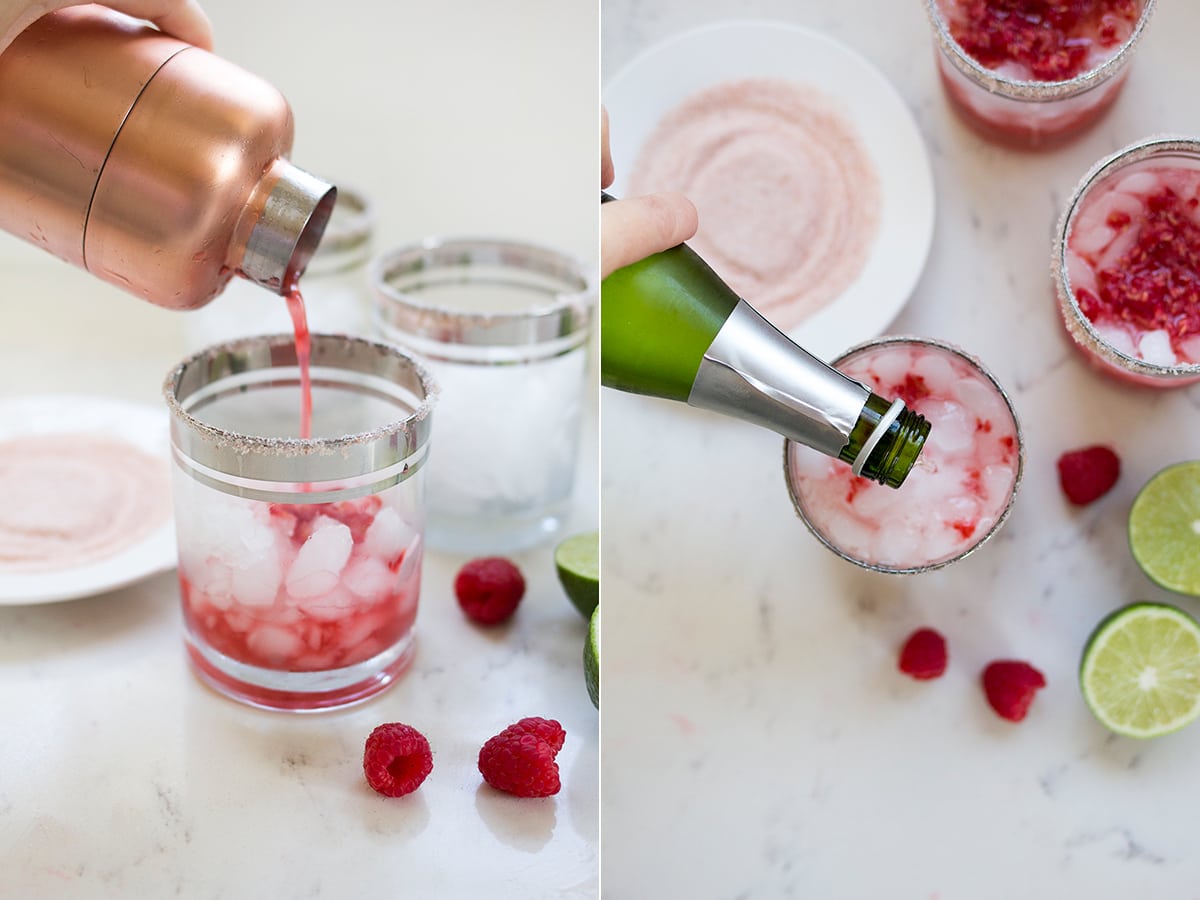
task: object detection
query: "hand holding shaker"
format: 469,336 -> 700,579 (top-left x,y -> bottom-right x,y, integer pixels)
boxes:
0,5 -> 334,308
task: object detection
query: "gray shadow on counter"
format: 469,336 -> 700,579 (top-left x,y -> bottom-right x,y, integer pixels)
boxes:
474,785 -> 556,852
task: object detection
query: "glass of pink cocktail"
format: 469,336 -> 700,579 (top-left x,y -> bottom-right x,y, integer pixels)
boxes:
925,0 -> 1155,149
1055,137 -> 1200,387
163,333 -> 436,711
784,337 -> 1023,574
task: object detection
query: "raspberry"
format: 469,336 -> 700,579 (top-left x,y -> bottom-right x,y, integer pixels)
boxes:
982,660 -> 1046,722
478,717 -> 566,797
362,722 -> 433,797
897,627 -> 948,680
455,557 -> 526,625
1057,445 -> 1120,505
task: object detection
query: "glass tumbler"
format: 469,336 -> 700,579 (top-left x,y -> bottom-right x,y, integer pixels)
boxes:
925,0 -> 1155,149
1055,136 -> 1200,387
784,336 -> 1023,574
163,333 -> 436,711
370,238 -> 594,554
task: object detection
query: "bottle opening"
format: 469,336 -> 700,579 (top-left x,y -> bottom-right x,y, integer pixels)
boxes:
241,161 -> 337,293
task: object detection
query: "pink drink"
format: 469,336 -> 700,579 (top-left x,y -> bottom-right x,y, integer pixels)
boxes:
1057,140 -> 1200,386
785,338 -> 1021,573
179,490 -> 422,707
166,328 -> 434,711
927,0 -> 1150,148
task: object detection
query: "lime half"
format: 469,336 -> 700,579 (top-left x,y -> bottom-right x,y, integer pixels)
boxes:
584,605 -> 599,709
555,530 -> 599,619
1080,602 -> 1200,739
1129,461 -> 1200,597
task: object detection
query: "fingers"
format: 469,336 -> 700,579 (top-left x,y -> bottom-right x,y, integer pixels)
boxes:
601,106 -> 614,190
103,0 -> 214,48
601,192 -> 698,279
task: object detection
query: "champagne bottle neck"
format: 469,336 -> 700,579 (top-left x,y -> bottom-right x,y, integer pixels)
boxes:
688,298 -> 870,459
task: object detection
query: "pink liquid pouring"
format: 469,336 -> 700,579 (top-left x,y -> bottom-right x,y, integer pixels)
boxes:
787,339 -> 1021,573
1063,163 -> 1200,383
284,285 -> 313,438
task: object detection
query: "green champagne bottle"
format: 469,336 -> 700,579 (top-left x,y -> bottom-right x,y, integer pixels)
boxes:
601,194 -> 929,488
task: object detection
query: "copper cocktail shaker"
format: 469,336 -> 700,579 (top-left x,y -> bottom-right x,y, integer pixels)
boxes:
0,6 -> 335,309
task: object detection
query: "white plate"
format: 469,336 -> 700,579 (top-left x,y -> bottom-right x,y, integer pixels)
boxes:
604,20 -> 936,362
0,394 -> 176,605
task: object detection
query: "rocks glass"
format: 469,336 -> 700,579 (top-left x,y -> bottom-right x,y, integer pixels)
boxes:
163,333 -> 436,711
785,336 -> 1023,574
925,0 -> 1155,148
1055,136 -> 1200,387
370,238 -> 594,554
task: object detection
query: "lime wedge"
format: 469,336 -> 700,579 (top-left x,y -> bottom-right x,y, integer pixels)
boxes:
555,530 -> 599,618
1129,461 -> 1200,596
1079,602 -> 1200,738
584,605 -> 599,709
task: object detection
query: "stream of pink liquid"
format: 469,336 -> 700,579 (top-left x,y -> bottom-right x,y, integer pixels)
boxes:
283,285 -> 312,439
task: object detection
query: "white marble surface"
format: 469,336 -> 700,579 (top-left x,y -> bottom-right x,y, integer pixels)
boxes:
0,1 -> 598,897
602,1 -> 1200,897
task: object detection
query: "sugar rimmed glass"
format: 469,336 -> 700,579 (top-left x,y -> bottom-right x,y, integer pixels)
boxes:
1054,136 -> 1200,387
924,0 -> 1156,148
370,237 -> 594,554
784,336 -> 1023,574
163,333 -> 436,711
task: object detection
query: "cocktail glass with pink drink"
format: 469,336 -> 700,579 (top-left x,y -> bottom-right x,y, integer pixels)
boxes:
1055,136 -> 1200,387
784,337 -> 1023,574
925,0 -> 1155,149
163,333 -> 436,711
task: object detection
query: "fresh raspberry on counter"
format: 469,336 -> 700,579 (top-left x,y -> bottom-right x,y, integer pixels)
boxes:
363,722 -> 433,797
478,717 -> 566,797
898,627 -> 949,680
982,660 -> 1047,722
455,557 -> 526,625
1057,445 -> 1120,505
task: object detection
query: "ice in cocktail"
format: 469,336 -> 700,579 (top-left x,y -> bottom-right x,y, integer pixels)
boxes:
177,491 -> 422,689
925,0 -> 1153,148
785,337 -> 1022,573
1056,137 -> 1200,387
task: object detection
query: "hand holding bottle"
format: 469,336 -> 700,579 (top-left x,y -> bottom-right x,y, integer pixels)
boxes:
0,0 -> 213,54
601,106 -> 698,278
600,110 -> 930,488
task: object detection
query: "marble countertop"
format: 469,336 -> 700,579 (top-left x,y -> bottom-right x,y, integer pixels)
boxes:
0,1 -> 598,898
602,1 -> 1200,897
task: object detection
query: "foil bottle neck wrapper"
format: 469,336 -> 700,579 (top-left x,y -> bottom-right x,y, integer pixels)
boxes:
688,298 -> 870,459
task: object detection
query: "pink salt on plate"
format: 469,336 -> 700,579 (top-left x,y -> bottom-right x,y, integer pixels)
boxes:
0,432 -> 171,573
628,76 -> 881,332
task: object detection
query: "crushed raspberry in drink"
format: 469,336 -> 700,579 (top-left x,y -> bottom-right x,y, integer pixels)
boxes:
177,490 -> 422,673
789,341 -> 1020,571
1066,165 -> 1200,367
938,0 -> 1141,81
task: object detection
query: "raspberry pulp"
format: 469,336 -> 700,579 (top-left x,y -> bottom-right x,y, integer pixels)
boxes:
478,717 -> 566,798
982,660 -> 1047,722
898,627 -> 949,680
1057,445 -> 1120,505
455,557 -> 526,625
948,0 -> 1139,81
363,722 -> 434,797
1076,187 -> 1200,355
